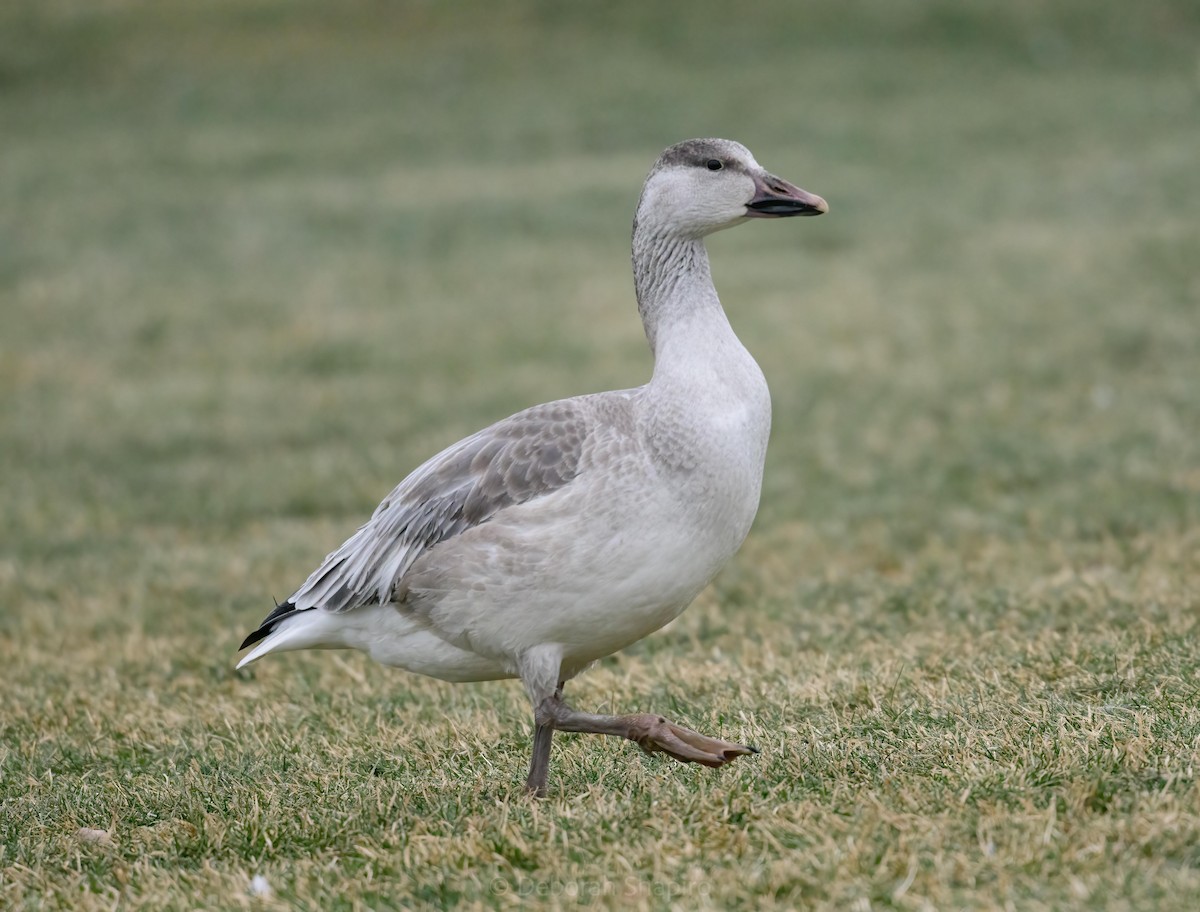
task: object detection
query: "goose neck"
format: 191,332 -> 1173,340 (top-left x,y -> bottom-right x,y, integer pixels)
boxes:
632,228 -> 722,355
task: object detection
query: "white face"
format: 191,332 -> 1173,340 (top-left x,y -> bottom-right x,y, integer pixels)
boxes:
637,143 -> 763,238
635,138 -> 827,238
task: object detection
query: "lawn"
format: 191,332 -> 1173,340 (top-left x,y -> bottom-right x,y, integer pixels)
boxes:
2,1 -> 1199,909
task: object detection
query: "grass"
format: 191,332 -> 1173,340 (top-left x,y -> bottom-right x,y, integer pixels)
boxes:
2,0 -> 1199,908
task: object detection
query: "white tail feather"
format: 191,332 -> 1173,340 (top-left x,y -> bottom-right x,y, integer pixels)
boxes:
233,602 -> 510,682
235,610 -> 345,669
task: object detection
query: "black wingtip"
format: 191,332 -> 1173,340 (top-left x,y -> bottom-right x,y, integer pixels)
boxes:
238,627 -> 271,651
238,599 -> 298,651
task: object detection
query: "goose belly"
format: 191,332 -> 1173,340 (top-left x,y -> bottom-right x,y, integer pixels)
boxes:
403,461 -> 759,672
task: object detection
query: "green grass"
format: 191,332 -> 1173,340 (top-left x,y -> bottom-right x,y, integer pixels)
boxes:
2,0 -> 1199,908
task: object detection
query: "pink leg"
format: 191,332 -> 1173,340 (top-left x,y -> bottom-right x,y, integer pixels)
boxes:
537,695 -> 757,768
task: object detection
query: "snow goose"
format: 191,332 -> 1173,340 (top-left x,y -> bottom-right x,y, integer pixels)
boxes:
237,138 -> 827,795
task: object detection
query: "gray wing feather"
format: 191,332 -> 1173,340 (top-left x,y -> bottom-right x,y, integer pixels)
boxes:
289,400 -> 588,613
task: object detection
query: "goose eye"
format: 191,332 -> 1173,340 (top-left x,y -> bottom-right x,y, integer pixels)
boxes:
706,159 -> 723,172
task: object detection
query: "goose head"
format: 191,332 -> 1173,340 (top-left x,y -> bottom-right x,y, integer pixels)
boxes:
635,138 -> 828,239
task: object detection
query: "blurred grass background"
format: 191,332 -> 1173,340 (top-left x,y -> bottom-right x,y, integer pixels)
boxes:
1,1 -> 1198,909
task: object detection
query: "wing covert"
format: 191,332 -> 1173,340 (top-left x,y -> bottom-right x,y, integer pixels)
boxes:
289,399 -> 590,614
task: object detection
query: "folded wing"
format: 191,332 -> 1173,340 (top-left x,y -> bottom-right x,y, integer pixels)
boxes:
240,399 -> 591,650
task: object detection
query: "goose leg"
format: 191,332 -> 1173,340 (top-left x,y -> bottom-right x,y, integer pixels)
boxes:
536,694 -> 757,768
524,680 -> 564,797
525,722 -> 555,797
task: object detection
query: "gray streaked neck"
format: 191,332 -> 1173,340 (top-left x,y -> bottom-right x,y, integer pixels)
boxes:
632,223 -> 723,357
